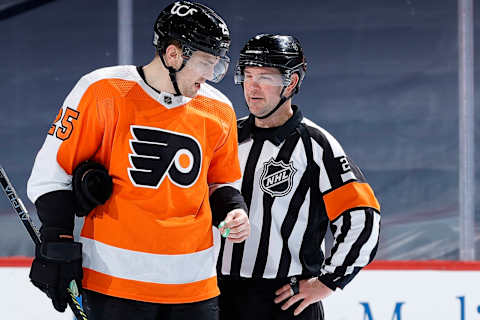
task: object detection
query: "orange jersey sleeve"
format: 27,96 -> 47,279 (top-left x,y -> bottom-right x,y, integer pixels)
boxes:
27,74 -> 107,203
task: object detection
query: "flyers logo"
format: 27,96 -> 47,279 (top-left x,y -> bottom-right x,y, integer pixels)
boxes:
128,126 -> 202,189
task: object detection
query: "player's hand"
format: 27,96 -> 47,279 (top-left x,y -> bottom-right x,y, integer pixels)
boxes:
274,278 -> 333,316
219,209 -> 250,243
30,241 -> 83,312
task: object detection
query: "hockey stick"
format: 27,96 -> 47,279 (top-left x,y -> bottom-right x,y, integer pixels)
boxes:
0,165 -> 88,320
0,0 -> 56,21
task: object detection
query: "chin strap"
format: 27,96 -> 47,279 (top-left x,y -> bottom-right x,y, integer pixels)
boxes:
251,87 -> 292,120
159,53 -> 187,96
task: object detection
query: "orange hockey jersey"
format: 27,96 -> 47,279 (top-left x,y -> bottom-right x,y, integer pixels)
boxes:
27,65 -> 241,303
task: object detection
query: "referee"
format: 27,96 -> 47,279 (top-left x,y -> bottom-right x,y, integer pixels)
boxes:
217,34 -> 381,320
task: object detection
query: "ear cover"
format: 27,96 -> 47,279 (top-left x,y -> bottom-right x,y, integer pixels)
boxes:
72,161 -> 113,217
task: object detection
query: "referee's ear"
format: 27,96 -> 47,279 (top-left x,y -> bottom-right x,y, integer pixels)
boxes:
284,73 -> 299,97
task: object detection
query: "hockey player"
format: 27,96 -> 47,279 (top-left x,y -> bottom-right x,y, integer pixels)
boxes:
26,2 -> 249,319
217,34 -> 381,320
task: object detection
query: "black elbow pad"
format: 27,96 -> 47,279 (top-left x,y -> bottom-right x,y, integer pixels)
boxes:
72,160 -> 113,217
210,186 -> 247,226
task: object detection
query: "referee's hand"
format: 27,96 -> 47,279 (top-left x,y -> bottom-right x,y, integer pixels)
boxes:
274,278 -> 333,316
220,209 -> 250,243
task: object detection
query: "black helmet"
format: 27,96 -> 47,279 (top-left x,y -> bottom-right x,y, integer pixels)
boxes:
235,34 -> 307,94
153,1 -> 231,95
153,1 -> 231,59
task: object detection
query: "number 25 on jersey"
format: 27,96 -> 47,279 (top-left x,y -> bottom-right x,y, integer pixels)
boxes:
48,107 -> 80,141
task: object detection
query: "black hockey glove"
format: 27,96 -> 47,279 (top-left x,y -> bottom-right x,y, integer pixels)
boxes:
72,160 -> 113,216
29,240 -> 83,312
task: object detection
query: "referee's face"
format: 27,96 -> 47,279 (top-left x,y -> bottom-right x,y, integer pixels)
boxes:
243,66 -> 284,118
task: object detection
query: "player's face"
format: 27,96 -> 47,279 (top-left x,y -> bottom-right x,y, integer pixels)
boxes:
176,51 -> 229,98
243,67 -> 285,118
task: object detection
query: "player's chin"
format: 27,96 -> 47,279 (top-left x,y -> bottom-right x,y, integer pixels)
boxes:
183,88 -> 198,98
179,82 -> 201,98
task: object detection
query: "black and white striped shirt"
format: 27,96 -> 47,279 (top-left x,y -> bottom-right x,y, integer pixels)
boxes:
218,106 -> 380,290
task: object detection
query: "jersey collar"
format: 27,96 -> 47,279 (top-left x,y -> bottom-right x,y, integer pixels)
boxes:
241,105 -> 304,146
135,66 -> 192,108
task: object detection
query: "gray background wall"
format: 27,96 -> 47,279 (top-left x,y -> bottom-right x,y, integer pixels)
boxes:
0,0 -> 479,260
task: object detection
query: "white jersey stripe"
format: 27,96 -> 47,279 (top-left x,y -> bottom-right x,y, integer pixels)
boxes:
352,211 -> 381,266
221,238 -> 233,275
287,189 -> 310,277
329,210 -> 366,267
81,234 -> 218,284
240,141 -> 281,277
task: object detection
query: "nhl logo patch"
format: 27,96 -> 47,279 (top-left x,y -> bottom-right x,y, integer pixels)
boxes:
260,158 -> 297,197
163,95 -> 172,105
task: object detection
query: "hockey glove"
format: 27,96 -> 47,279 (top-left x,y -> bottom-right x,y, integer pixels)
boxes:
72,160 -> 113,216
29,241 -> 83,312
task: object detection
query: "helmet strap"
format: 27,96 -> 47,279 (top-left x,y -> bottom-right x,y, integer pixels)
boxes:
252,87 -> 292,120
159,52 -> 188,96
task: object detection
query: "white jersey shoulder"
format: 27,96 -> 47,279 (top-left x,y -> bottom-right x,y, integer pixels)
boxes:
198,83 -> 233,107
27,66 -> 141,204
302,117 -> 346,158
63,65 -> 141,108
83,65 -> 139,83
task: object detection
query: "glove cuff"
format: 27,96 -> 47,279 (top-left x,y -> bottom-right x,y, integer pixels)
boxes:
40,227 -> 74,242
35,190 -> 76,242
36,242 -> 83,263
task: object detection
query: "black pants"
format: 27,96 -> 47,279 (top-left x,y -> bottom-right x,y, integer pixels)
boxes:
82,289 -> 219,320
218,278 -> 324,320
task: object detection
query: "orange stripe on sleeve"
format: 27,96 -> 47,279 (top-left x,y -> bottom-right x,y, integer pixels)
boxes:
323,181 -> 380,221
